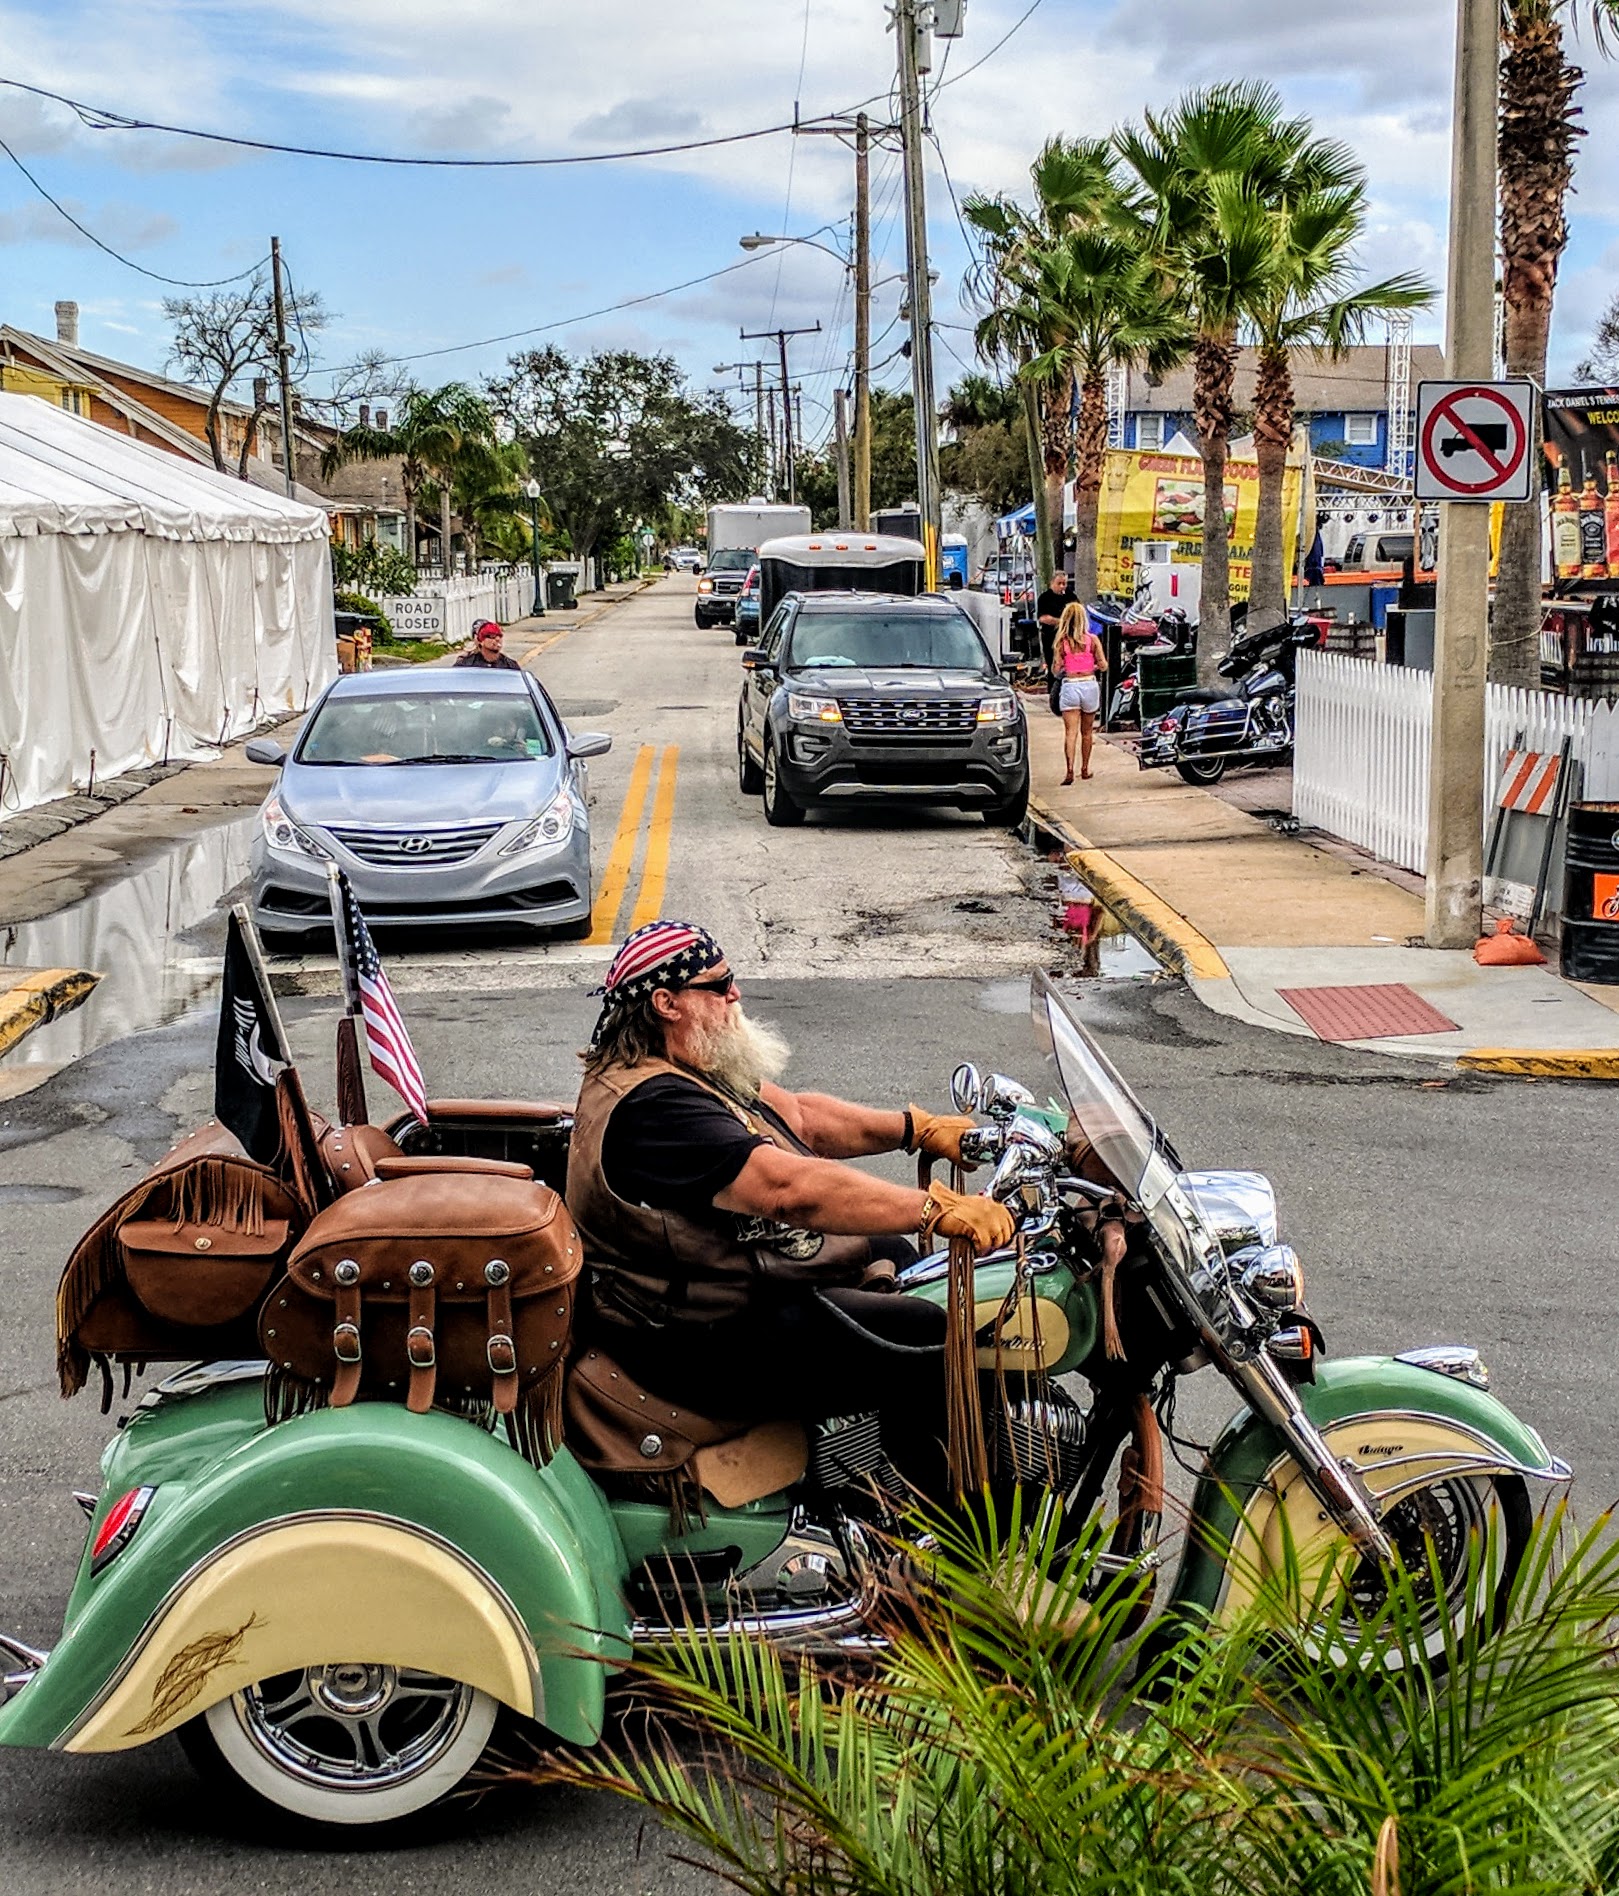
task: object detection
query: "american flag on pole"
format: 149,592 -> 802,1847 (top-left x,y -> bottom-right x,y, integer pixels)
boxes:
335,871 -> 430,1124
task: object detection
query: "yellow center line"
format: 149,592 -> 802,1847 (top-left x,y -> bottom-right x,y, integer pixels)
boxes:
585,745 -> 656,945
627,745 -> 681,933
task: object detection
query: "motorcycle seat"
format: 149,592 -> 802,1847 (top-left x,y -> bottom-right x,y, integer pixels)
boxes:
1172,685 -> 1229,706
565,1346 -> 808,1509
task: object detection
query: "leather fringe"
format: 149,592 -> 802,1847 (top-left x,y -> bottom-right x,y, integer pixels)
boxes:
944,1233 -> 989,1498
56,1172 -> 175,1398
274,1072 -> 324,1218
503,1365 -> 567,1469
264,1364 -> 329,1426
1099,1223 -> 1126,1361
172,1159 -> 265,1237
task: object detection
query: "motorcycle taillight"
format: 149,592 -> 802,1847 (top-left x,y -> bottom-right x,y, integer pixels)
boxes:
89,1486 -> 156,1575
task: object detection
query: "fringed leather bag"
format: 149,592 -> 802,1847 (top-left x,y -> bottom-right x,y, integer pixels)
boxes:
57,1118 -> 308,1409
260,1163 -> 582,1466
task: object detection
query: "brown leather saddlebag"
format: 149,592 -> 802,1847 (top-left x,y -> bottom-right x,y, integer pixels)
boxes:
57,1120 -> 307,1407
261,1169 -> 582,1465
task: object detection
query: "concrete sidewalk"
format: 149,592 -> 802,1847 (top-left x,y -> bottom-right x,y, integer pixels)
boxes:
1024,692 -> 1619,1076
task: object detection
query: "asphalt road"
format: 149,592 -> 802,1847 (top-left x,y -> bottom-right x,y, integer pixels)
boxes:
0,575 -> 1614,1892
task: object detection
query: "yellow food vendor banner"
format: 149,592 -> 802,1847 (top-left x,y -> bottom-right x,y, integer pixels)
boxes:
1094,449 -> 1303,602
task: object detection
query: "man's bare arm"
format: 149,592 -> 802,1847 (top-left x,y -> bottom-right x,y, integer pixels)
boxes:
715,1143 -> 924,1234
760,1083 -> 905,1159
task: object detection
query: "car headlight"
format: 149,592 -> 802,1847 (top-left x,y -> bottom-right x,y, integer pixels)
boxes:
697,577 -> 714,593
260,795 -> 331,860
499,787 -> 576,855
977,695 -> 1017,723
786,692 -> 843,723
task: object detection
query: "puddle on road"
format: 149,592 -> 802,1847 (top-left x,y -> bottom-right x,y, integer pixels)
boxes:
1052,870 -> 1164,980
0,816 -> 254,1092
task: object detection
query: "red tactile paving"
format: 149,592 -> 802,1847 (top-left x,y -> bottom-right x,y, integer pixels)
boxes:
1277,982 -> 1461,1042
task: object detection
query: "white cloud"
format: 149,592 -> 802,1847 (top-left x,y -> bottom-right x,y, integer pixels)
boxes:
0,199 -> 178,251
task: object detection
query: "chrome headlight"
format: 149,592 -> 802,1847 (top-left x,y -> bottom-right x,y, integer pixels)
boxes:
976,694 -> 1017,723
260,795 -> 331,860
1240,1244 -> 1305,1310
787,692 -> 842,724
499,787 -> 575,855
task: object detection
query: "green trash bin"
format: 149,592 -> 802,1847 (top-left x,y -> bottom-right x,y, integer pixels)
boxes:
1137,651 -> 1196,722
545,570 -> 578,611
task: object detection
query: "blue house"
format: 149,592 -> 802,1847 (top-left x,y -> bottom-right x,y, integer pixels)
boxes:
1117,344 -> 1446,468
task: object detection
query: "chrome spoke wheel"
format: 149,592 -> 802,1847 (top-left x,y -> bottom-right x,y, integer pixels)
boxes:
200,1663 -> 497,1826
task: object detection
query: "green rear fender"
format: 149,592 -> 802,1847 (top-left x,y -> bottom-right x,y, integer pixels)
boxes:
1169,1353 -> 1566,1623
0,1397 -> 630,1753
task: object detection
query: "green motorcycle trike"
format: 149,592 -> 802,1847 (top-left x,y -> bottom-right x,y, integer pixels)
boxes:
0,973 -> 1567,1832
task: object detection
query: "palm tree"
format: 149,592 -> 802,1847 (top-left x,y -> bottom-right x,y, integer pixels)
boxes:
981,231 -> 1184,601
1494,1 -> 1619,686
1117,84 -> 1360,672
321,383 -> 500,574
964,138 -> 1122,593
1245,185 -> 1432,618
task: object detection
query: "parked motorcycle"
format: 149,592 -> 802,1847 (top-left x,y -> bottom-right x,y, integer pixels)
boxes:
1106,605 -> 1195,726
1137,615 -> 1322,785
0,974 -> 1564,1834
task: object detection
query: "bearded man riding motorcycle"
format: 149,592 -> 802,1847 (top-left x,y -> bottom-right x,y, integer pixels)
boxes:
566,919 -> 1014,1497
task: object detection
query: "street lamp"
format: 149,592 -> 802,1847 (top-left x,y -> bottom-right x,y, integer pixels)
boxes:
522,478 -> 545,618
739,230 -> 851,268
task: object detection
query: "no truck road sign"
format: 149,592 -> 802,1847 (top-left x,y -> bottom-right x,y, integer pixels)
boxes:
1415,380 -> 1535,502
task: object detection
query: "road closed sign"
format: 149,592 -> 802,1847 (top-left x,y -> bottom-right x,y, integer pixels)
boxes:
1415,380 -> 1535,502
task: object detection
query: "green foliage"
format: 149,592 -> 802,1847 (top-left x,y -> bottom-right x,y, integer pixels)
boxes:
520,1497 -> 1619,1895
487,347 -> 757,561
330,540 -> 417,597
322,383 -> 503,563
795,388 -> 922,528
332,589 -> 393,638
368,638 -> 451,665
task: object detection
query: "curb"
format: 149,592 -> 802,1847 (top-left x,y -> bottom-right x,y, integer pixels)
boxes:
0,967 -> 101,1058
1456,1047 -> 1619,1082
1027,797 -> 1229,983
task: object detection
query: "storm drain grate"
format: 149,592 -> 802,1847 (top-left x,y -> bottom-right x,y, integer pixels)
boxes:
1277,982 -> 1460,1042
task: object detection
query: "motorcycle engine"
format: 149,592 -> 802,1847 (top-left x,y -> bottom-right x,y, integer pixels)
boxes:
808,1412 -> 910,1502
987,1391 -> 1089,1494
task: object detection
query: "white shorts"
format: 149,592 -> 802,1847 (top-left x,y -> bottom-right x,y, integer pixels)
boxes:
1058,677 -> 1101,714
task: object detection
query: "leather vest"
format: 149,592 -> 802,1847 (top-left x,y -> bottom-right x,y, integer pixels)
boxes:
566,1057 -> 870,1327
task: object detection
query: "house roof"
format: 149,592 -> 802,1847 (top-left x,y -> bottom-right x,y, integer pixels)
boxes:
42,333 -> 258,418
0,327 -> 332,510
1126,344 -> 1447,414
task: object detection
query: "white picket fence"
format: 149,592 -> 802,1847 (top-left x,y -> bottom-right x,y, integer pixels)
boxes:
1292,651 -> 1619,876
372,565 -> 537,643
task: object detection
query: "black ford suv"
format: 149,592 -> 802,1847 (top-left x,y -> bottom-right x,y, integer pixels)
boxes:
736,592 -> 1029,828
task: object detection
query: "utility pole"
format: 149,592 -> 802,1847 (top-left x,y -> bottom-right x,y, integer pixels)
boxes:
741,322 -> 820,506
894,0 -> 942,586
269,236 -> 297,499
791,111 -> 879,529
766,386 -> 779,498
834,389 -> 853,526
715,359 -> 771,495
1424,0 -> 1497,948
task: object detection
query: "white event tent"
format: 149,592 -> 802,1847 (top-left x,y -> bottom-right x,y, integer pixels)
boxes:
0,392 -> 337,815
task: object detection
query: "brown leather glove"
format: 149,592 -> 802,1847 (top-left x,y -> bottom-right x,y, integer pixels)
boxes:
906,1104 -> 980,1168
919,1181 -> 1016,1254
859,1256 -> 899,1293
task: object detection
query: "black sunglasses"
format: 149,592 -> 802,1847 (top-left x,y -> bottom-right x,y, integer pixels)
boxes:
682,970 -> 737,996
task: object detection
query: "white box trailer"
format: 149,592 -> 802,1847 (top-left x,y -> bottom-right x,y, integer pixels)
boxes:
706,500 -> 812,555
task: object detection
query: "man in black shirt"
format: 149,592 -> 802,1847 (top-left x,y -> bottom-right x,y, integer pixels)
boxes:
566,919 -> 1013,1495
453,619 -> 521,669
1035,568 -> 1070,675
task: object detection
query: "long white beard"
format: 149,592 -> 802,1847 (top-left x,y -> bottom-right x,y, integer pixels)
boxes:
691,1006 -> 791,1100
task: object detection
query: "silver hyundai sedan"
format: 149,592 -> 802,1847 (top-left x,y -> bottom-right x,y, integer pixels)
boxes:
245,669 -> 610,945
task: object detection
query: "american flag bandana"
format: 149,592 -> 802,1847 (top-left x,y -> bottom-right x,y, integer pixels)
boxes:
336,871 -> 430,1124
597,919 -> 726,1002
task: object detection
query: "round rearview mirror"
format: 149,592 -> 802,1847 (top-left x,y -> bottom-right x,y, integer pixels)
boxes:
950,1062 -> 982,1114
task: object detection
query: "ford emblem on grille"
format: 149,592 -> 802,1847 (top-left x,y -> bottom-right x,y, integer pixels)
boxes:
900,707 -> 922,722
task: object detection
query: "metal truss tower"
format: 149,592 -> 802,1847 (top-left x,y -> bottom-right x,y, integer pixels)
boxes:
1384,312 -> 1414,485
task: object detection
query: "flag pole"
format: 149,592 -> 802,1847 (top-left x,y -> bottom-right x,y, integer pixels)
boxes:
325,865 -> 370,1126
229,904 -> 333,1207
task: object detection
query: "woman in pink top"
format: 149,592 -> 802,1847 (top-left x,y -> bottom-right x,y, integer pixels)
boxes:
1053,602 -> 1108,783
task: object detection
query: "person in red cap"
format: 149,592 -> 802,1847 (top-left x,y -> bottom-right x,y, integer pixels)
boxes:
565,919 -> 1013,1497
454,619 -> 520,669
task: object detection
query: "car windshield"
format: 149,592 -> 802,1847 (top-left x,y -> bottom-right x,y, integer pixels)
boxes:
787,609 -> 991,672
298,692 -> 552,766
708,548 -> 754,572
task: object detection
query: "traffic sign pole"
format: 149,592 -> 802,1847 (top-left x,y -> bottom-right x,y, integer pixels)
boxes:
1425,0 -> 1497,951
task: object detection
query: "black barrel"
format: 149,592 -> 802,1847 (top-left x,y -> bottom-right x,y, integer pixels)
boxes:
1560,801 -> 1619,984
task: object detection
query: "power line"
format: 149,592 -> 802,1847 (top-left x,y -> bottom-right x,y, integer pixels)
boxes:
0,73 -> 895,170
0,132 -> 265,286
936,0 -> 1048,91
306,249 -> 782,379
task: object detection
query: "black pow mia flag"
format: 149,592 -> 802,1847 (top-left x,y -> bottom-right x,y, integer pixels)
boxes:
214,910 -> 291,1162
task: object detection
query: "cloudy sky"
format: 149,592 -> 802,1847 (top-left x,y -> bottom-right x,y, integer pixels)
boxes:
1,0 -> 1616,454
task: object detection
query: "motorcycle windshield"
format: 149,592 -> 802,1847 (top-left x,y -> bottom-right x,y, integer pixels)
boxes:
1029,971 -> 1178,1210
